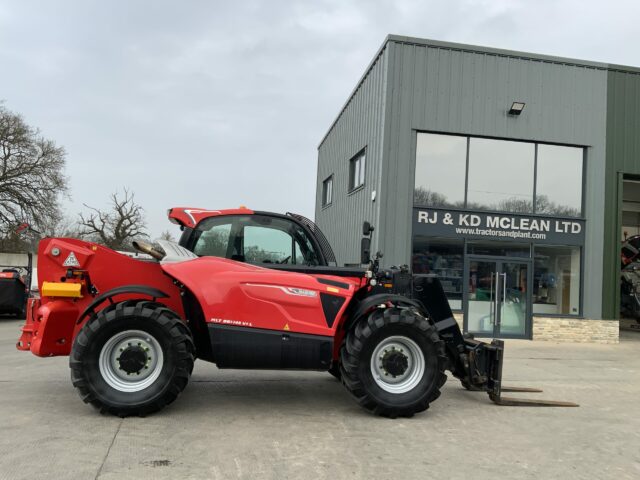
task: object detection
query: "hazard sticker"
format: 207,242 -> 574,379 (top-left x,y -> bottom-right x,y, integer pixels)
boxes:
283,323 -> 290,331
63,252 -> 80,267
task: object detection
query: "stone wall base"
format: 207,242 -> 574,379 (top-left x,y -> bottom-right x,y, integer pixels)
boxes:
532,317 -> 619,344
450,313 -> 619,344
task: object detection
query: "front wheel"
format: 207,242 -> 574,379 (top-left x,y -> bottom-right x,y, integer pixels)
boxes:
340,307 -> 447,418
70,300 -> 195,416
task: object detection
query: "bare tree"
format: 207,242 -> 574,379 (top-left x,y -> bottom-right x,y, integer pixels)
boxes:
79,189 -> 148,250
0,104 -> 68,242
413,187 -> 448,207
413,187 -> 465,208
155,230 -> 177,243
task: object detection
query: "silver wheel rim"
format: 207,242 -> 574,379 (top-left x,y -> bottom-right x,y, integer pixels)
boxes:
98,329 -> 164,393
370,335 -> 425,394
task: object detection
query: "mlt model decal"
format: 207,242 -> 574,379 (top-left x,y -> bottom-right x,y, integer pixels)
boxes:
210,318 -> 253,327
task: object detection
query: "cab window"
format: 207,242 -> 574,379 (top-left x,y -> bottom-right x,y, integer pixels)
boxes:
193,220 -> 233,257
189,215 -> 321,266
244,226 -> 293,263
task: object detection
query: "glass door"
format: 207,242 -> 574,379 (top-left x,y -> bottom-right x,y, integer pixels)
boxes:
465,256 -> 531,338
466,259 -> 498,336
499,261 -> 528,336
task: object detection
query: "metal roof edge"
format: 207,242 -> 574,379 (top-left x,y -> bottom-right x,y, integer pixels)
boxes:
318,34 -> 640,149
386,35 -> 614,70
607,63 -> 640,75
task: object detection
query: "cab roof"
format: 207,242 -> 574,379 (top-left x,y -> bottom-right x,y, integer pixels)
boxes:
167,207 -> 255,228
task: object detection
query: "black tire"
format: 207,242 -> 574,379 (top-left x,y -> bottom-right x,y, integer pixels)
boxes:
70,300 -> 195,417
340,307 -> 447,418
328,362 -> 342,381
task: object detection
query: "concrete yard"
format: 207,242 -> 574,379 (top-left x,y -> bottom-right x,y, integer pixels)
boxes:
0,317 -> 639,480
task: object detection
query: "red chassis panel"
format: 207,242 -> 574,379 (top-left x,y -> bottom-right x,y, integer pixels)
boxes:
17,237 -> 366,360
162,257 -> 363,337
17,238 -> 183,356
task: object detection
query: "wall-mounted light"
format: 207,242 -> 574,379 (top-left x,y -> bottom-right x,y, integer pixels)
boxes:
508,102 -> 526,116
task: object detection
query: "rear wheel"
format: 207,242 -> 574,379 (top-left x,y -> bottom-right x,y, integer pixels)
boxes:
340,307 -> 447,418
70,300 -> 195,416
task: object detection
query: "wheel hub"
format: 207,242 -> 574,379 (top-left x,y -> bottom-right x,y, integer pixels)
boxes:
117,345 -> 148,375
370,336 -> 426,394
98,330 -> 164,392
381,349 -> 409,377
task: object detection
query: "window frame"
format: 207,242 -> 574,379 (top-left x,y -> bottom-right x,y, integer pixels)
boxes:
412,235 -> 465,311
183,214 -> 327,266
413,131 -> 586,219
322,175 -> 333,207
531,244 -> 584,317
348,149 -> 366,192
409,233 -> 585,316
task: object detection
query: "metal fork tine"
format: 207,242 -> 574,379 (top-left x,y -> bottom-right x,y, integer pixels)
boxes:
491,395 -> 579,407
501,386 -> 543,393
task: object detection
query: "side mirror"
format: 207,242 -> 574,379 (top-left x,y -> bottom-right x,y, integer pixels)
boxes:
363,221 -> 374,236
361,237 -> 371,265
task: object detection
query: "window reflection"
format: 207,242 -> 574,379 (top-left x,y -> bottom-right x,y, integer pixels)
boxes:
533,246 -> 581,315
467,138 -> 535,213
413,133 -> 584,218
412,236 -> 463,310
536,145 -> 583,217
414,133 -> 467,208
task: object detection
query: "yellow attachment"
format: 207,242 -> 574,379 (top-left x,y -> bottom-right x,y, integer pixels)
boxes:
41,281 -> 82,298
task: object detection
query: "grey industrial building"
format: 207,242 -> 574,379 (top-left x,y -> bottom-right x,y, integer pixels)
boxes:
315,35 -> 640,342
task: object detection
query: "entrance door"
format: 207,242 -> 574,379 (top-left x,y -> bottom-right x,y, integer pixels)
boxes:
465,257 -> 531,338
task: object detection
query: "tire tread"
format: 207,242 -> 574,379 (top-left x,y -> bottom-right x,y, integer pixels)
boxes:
69,300 -> 195,417
339,307 -> 447,418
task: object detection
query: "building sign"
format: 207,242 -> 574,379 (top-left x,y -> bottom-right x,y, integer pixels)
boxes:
413,208 -> 585,245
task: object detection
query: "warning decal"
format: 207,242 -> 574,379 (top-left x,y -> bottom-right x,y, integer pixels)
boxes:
63,252 -> 80,267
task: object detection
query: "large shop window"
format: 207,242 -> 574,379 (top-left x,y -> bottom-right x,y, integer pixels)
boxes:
536,145 -> 583,217
413,133 -> 584,217
533,246 -> 581,315
467,241 -> 530,258
412,236 -> 463,310
467,138 -> 535,213
414,133 -> 467,208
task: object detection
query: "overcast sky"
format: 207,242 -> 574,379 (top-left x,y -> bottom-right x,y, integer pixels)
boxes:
1,0 -> 639,238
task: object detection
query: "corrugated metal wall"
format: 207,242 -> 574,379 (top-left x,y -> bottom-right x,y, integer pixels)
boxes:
314,46 -> 388,265
317,36 -> 611,319
603,70 -> 640,318
378,38 -> 608,319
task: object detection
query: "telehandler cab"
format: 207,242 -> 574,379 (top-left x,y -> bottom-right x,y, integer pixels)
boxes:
16,207 -> 577,417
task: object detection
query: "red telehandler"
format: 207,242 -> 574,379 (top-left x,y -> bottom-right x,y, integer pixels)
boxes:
16,207 -> 577,417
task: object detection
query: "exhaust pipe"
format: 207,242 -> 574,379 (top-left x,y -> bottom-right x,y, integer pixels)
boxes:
132,241 -> 166,261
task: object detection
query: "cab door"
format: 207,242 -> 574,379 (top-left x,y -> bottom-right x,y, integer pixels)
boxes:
169,214 -> 346,369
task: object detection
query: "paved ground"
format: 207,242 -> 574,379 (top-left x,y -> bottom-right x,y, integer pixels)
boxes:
1,317 -> 639,480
